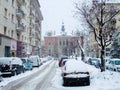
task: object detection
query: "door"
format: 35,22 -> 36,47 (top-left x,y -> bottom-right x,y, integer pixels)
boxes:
5,46 -> 10,57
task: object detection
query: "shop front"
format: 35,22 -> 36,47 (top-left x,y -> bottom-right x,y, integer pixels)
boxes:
11,39 -> 17,57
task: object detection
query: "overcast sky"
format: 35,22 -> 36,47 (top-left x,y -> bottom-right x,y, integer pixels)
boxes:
39,0 -> 82,39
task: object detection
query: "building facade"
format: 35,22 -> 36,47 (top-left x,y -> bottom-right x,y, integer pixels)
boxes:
89,0 -> 120,58
44,24 -> 84,57
0,0 -> 43,57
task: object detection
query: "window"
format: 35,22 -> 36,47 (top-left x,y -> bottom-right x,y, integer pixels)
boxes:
48,42 -> 51,45
4,26 -> 7,35
12,0 -> 14,7
22,35 -> 23,41
0,36 -> 2,45
4,8 -> 7,18
63,41 -> 65,46
17,33 -> 20,40
11,14 -> 14,22
66,40 -> 68,45
59,41 -> 61,46
11,30 -> 13,37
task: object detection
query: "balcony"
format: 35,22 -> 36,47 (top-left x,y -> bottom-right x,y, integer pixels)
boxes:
35,20 -> 40,25
30,4 -> 35,10
35,29 -> 41,33
17,0 -> 26,6
16,23 -> 25,32
35,20 -> 40,29
16,9 -> 25,19
29,33 -> 35,38
30,12 -> 35,19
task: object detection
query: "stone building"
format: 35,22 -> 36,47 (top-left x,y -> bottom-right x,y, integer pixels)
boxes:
44,23 -> 84,57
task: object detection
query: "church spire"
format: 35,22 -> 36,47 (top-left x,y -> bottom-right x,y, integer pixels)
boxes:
61,22 -> 65,32
61,22 -> 66,36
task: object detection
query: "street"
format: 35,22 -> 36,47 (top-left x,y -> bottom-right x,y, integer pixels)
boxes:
0,61 -> 56,90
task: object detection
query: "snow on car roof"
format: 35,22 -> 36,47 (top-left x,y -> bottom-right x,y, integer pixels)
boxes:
65,59 -> 89,73
110,58 -> 120,61
0,57 -> 22,65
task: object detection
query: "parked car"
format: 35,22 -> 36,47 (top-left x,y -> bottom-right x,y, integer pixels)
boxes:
59,56 -> 68,67
62,59 -> 90,86
29,55 -> 42,67
88,58 -> 101,68
0,71 -> 3,82
106,58 -> 120,71
0,57 -> 24,76
61,59 -> 68,67
21,57 -> 33,71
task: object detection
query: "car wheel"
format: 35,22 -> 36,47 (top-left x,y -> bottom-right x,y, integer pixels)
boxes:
12,71 -> 17,76
63,81 -> 68,86
86,77 -> 90,86
63,78 -> 68,86
114,69 -> 116,71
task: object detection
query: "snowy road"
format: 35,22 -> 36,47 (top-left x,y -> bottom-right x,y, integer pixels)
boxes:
0,60 -> 56,90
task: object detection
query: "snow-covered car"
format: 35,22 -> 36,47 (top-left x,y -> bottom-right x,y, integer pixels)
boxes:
0,57 -> 24,76
106,58 -> 120,71
62,59 -> 90,86
61,59 -> 68,67
29,55 -> 42,67
0,71 -> 3,82
21,57 -> 33,71
59,56 -> 68,67
88,58 -> 101,68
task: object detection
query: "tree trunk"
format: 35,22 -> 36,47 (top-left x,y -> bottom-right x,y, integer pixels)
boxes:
100,49 -> 105,72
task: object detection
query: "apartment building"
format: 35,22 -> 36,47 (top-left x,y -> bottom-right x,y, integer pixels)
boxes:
16,0 -> 31,57
30,0 -> 43,55
89,0 -> 120,57
0,0 -> 43,57
0,0 -> 17,57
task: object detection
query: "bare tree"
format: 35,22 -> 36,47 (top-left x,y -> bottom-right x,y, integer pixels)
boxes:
75,0 -> 120,72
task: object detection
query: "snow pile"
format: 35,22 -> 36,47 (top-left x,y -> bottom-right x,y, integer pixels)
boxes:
91,71 -> 120,90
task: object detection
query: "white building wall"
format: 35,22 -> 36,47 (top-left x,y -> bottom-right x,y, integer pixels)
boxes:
0,0 -> 17,39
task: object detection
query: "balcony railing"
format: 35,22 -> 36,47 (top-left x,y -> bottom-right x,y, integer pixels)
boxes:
16,23 -> 25,32
16,8 -> 25,19
17,0 -> 26,6
35,20 -> 40,25
35,29 -> 41,33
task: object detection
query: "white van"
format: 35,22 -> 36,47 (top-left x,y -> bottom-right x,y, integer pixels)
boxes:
29,55 -> 42,67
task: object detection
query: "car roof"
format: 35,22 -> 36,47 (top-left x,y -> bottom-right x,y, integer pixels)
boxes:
110,58 -> 120,61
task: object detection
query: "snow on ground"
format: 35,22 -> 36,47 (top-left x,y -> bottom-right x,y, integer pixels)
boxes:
1,57 -> 120,90
48,59 -> 120,90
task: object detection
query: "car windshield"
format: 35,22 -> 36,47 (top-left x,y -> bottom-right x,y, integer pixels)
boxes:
115,60 -> 120,65
91,59 -> 99,61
